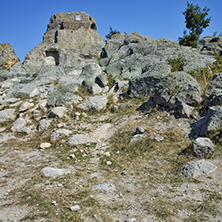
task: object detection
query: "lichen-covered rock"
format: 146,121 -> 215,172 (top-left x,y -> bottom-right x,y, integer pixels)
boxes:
191,106 -> 222,137
0,43 -> 19,70
78,95 -> 108,111
50,128 -> 72,142
205,72 -> 222,107
193,137 -> 214,157
0,109 -> 16,123
182,159 -> 217,178
197,36 -> 222,55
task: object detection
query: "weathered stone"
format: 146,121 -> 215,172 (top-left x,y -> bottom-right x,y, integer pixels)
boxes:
193,137 -> 214,157
130,134 -> 144,144
82,79 -> 103,95
95,74 -> 108,88
22,12 -> 104,73
11,117 -> 26,132
39,142 -> 51,149
48,107 -> 66,118
19,102 -> 34,112
50,128 -> 72,142
41,167 -> 71,178
135,126 -> 144,134
0,109 -> 16,123
79,63 -> 102,81
197,36 -> 222,55
78,95 -> 108,111
36,119 -> 52,131
182,159 -> 217,178
0,43 -> 19,70
191,106 -> 222,137
205,72 -> 222,107
67,134 -> 92,146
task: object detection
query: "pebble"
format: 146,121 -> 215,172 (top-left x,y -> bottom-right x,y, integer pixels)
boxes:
70,154 -> 75,159
154,136 -> 164,142
106,161 -> 112,165
39,142 -> 51,149
70,205 -> 80,211
104,151 -> 110,157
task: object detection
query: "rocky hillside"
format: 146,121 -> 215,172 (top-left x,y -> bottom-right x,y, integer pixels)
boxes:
0,11 -> 222,222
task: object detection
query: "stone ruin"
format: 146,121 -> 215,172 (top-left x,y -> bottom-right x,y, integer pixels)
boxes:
22,12 -> 105,73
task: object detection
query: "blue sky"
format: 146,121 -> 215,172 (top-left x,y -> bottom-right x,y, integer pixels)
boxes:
1,0 -> 221,61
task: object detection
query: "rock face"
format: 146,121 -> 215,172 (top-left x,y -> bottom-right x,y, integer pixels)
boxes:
205,72 -> 222,107
0,43 -> 19,70
22,12 -> 105,73
191,106 -> 222,137
197,36 -> 222,55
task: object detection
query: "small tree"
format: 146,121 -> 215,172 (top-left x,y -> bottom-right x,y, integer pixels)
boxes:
178,2 -> 211,47
105,26 -> 120,40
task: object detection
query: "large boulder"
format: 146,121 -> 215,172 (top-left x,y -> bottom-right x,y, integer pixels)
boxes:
193,137 -> 214,157
0,43 -> 19,71
22,12 -> 105,73
191,106 -> 222,137
197,36 -> 222,55
205,72 -> 222,107
78,95 -> 108,111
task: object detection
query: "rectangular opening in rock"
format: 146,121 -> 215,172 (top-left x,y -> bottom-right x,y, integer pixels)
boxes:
45,51 -> 59,65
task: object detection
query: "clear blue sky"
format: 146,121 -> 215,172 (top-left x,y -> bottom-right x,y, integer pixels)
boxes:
1,0 -> 221,61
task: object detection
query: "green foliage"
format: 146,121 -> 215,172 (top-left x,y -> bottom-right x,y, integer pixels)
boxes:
105,26 -> 120,40
179,1 -> 211,47
167,55 -> 186,72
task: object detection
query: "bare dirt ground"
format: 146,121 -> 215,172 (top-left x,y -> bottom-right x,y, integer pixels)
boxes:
0,104 -> 222,222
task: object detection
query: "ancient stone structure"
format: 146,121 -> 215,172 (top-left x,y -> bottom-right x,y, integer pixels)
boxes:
22,12 -> 105,73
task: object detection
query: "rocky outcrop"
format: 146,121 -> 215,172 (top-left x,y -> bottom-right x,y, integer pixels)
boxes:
0,43 -> 19,70
197,36 -> 222,55
22,12 -> 105,73
204,72 -> 222,107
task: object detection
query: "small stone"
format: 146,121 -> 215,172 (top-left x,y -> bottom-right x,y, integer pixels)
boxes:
52,200 -> 57,206
154,136 -> 164,142
39,142 -> 51,149
121,171 -> 127,175
70,154 -> 75,159
135,126 -> 144,134
19,102 -> 34,112
104,152 -> 110,157
82,112 -> 88,117
107,161 -> 112,165
70,205 -> 80,211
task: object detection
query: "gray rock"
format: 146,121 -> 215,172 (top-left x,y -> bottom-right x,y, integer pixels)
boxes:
36,119 -> 52,131
11,117 -> 26,132
50,128 -> 72,142
182,159 -> 217,178
135,126 -> 144,134
0,109 -> 16,123
79,63 -> 102,82
67,134 -> 92,146
205,72 -> 222,107
78,95 -> 108,112
154,136 -> 164,142
95,74 -> 108,88
48,107 -> 66,118
70,205 -> 80,211
92,183 -> 116,192
191,106 -> 222,137
130,134 -> 144,144
9,62 -> 26,75
47,84 -> 82,107
19,102 -> 34,112
129,63 -> 169,97
41,167 -> 71,178
82,79 -> 103,95
197,36 -> 222,55
193,137 -> 214,157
